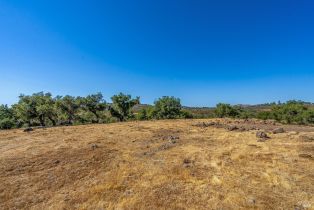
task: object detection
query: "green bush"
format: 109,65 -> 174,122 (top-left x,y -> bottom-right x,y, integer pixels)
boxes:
303,109 -> 314,124
153,96 -> 182,119
215,103 -> 239,118
0,118 -> 15,129
257,111 -> 273,120
180,110 -> 193,119
137,107 -> 155,120
271,101 -> 308,124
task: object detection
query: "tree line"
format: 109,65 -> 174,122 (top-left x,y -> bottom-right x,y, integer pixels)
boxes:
1,92 -> 314,130
0,92 -> 189,129
215,100 -> 314,125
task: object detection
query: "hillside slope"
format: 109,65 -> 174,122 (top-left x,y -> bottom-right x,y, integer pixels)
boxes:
0,119 -> 313,209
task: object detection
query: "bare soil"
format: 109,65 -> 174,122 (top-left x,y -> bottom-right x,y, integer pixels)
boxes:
0,119 -> 313,209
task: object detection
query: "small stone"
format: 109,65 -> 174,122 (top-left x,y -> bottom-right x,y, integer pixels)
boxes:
91,144 -> 98,150
23,127 -> 33,132
124,189 -> 133,196
247,196 -> 256,205
183,159 -> 191,164
227,125 -> 238,131
295,201 -> 312,209
238,127 -> 246,132
168,135 -> 179,140
183,158 -> 193,167
207,122 -> 216,126
256,131 -> 269,141
169,139 -> 177,144
272,128 -> 285,134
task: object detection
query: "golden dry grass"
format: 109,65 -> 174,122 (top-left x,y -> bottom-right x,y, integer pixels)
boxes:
0,119 -> 313,209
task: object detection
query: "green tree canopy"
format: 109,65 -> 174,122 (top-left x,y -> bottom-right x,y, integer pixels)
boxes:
55,95 -> 80,125
79,93 -> 106,123
0,105 -> 15,129
12,92 -> 57,126
153,96 -> 182,119
109,93 -> 140,121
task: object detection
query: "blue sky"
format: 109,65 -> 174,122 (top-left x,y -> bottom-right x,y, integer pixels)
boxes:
0,0 -> 313,106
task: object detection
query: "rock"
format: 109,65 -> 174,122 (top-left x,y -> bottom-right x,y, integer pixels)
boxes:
238,127 -> 246,132
227,125 -> 238,131
183,158 -> 192,167
247,196 -> 256,205
272,128 -> 285,134
54,160 -> 60,164
256,131 -> 269,141
91,144 -> 98,150
168,135 -> 179,140
294,201 -> 312,209
23,127 -> 33,132
194,122 -> 216,128
124,189 -> 133,196
206,122 -> 216,126
183,158 -> 191,164
163,135 -> 179,144
169,139 -> 177,144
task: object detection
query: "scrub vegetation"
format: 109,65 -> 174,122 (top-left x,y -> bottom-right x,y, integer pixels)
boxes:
1,92 -> 314,130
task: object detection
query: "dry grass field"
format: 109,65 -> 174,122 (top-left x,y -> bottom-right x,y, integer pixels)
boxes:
0,119 -> 313,209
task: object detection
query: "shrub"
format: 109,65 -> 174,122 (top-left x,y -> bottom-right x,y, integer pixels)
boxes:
153,96 -> 182,119
180,110 -> 193,119
0,118 -> 15,129
271,101 -> 308,124
303,109 -> 314,124
137,107 -> 154,120
215,103 -> 239,118
257,111 -> 273,120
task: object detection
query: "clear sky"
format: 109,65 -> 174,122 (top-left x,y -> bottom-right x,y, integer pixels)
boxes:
0,0 -> 313,106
